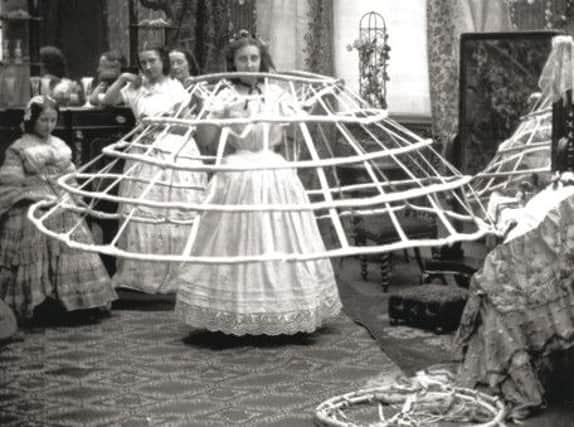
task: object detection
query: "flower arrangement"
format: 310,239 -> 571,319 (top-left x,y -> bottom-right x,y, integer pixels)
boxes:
347,34 -> 390,109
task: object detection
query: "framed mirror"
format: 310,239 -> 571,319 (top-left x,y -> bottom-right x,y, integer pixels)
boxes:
457,30 -> 561,175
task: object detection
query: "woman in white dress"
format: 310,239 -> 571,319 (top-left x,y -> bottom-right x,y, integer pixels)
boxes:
102,46 -> 206,294
175,32 -> 342,336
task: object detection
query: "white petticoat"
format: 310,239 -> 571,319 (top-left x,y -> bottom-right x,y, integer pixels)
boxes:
113,132 -> 207,294
175,149 -> 342,335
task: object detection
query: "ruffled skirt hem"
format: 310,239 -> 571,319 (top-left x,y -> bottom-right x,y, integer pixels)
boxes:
175,298 -> 342,336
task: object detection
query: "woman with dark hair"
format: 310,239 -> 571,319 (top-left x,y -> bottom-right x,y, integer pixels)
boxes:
224,30 -> 275,73
88,50 -> 127,106
39,46 -> 79,105
102,45 -> 206,295
39,45 -> 82,105
169,47 -> 200,89
0,96 -> 117,321
102,46 -> 178,119
174,31 -> 341,336
39,45 -> 67,80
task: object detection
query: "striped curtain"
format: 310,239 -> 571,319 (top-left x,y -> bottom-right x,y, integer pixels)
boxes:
255,0 -> 334,74
426,0 -> 511,160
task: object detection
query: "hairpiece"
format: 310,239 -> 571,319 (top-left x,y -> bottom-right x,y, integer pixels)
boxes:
23,95 -> 43,121
228,29 -> 269,48
23,95 -> 56,122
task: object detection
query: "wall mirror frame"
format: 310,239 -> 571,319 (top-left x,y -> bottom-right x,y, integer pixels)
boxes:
457,30 -> 562,175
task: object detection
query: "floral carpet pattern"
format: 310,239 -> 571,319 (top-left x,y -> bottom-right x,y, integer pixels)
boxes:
0,310 -> 401,427
378,312 -> 455,353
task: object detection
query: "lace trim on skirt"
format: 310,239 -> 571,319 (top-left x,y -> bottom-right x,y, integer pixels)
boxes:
175,294 -> 342,336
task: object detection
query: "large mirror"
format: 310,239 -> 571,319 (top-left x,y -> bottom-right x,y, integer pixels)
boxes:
458,30 -> 561,175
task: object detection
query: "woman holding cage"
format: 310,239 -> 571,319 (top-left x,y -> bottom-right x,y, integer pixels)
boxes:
174,31 -> 342,336
102,45 -> 206,295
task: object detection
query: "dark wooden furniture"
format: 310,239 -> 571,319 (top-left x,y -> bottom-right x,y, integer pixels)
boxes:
0,0 -> 42,73
388,284 -> 469,334
0,1 -> 42,109
552,89 -> 574,173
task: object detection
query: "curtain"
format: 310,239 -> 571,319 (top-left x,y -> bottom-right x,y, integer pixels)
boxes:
107,0 -> 334,75
304,0 -> 335,75
427,0 -> 511,157
256,0 -> 334,74
191,1 -> 229,73
508,0 -> 574,31
106,0 -> 130,59
459,0 -> 513,32
255,0 -> 336,247
256,0 -> 309,71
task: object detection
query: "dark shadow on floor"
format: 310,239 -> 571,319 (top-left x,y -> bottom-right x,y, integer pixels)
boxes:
20,298 -> 109,329
183,329 -> 319,350
111,288 -> 176,311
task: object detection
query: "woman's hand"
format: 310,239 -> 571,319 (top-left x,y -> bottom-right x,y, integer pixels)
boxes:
119,72 -> 142,88
102,73 -> 140,106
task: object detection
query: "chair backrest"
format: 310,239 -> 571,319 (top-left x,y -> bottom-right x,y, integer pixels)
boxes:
555,136 -> 574,173
552,89 -> 574,173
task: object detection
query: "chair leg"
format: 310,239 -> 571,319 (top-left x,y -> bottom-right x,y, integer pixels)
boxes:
380,253 -> 391,292
413,247 -> 425,275
402,249 -> 410,262
355,233 -> 368,280
360,255 -> 368,280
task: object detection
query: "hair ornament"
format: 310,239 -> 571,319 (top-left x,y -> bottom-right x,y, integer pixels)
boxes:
23,95 -> 56,122
23,95 -> 43,121
228,29 -> 269,48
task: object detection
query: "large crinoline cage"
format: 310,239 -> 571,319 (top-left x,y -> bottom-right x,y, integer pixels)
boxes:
28,71 -> 495,264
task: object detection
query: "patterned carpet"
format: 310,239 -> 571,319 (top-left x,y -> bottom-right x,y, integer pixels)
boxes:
0,309 -> 401,427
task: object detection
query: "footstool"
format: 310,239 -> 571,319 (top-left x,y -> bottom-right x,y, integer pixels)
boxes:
388,284 -> 469,334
